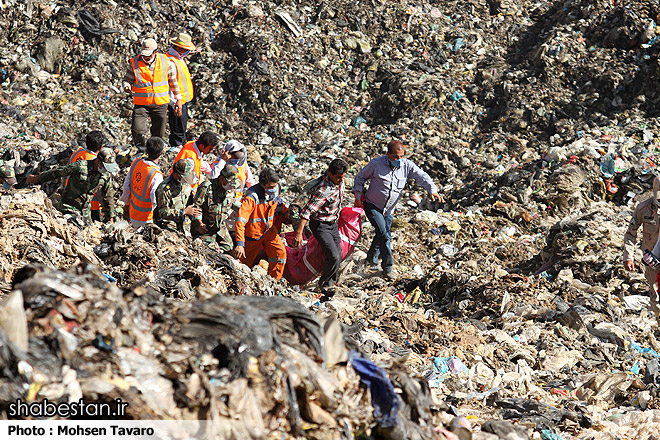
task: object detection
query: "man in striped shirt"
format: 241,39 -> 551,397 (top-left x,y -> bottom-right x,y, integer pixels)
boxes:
293,159 -> 348,294
167,32 -> 197,148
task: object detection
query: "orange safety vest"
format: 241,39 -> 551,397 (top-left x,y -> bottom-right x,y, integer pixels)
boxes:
172,141 -> 202,192
235,162 -> 250,198
67,148 -> 101,211
235,186 -> 287,244
166,54 -> 193,104
237,162 -> 248,186
130,54 -> 170,106
129,157 -> 163,222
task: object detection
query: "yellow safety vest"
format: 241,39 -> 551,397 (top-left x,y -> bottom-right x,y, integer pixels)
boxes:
166,54 -> 193,104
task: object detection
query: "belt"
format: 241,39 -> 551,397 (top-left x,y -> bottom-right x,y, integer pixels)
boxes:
310,218 -> 335,225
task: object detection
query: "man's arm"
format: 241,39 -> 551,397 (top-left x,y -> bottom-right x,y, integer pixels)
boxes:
120,170 -> 131,204
233,196 -> 255,259
299,185 -> 330,223
34,162 -> 80,184
167,59 -> 183,117
149,173 -> 164,210
293,218 -> 308,247
123,61 -> 135,93
353,161 -> 374,206
155,184 -> 184,225
407,161 -> 438,195
191,182 -> 209,222
234,197 -> 255,247
281,202 -> 290,225
353,161 -> 373,195
100,176 -> 117,221
200,160 -> 211,175
209,151 -> 231,179
407,160 -> 444,203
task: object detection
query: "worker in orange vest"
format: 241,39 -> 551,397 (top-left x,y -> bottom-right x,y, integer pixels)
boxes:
120,137 -> 165,228
66,130 -> 105,222
171,131 -> 219,194
210,140 -> 257,194
210,140 -> 258,240
234,168 -> 290,280
123,38 -> 181,150
166,32 -> 196,148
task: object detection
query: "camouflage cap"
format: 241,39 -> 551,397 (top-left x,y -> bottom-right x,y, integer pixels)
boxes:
97,147 -> 118,174
0,164 -> 16,186
173,158 -> 194,178
220,164 -> 238,179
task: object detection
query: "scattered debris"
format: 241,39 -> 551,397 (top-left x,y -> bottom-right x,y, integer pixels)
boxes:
3,0 -> 660,438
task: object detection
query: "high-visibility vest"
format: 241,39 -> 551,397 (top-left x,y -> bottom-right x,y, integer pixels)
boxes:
129,157 -> 162,222
166,54 -> 193,104
172,141 -> 202,192
235,185 -> 287,244
235,162 -> 250,198
67,148 -> 101,211
237,162 -> 248,186
130,54 -> 170,106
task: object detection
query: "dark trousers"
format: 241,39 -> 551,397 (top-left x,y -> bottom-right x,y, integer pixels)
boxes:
131,104 -> 168,149
310,219 -> 342,288
168,102 -> 189,148
364,202 -> 394,272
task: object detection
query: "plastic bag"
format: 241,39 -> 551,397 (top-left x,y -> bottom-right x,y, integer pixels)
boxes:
283,207 -> 362,285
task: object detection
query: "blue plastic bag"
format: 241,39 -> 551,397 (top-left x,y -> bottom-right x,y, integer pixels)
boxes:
349,351 -> 399,428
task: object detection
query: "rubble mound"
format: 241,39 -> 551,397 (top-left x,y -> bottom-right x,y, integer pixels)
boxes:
3,0 -> 660,438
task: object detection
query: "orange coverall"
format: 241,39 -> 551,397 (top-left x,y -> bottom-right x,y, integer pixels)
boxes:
235,185 -> 288,279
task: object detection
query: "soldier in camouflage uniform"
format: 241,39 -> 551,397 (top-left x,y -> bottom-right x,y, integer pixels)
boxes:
191,164 -> 241,252
27,148 -> 118,221
0,147 -> 19,189
154,158 -> 201,232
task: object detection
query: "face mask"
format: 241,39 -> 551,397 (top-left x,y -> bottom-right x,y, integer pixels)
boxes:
228,159 -> 240,166
265,188 -> 277,195
179,50 -> 191,58
390,159 -> 401,169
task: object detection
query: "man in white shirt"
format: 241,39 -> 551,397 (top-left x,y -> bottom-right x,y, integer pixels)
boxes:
121,137 -> 165,228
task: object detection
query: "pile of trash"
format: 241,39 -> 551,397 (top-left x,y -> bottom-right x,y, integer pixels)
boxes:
1,264 -> 442,438
0,191 -> 469,439
3,176 -> 660,439
5,0 -> 660,438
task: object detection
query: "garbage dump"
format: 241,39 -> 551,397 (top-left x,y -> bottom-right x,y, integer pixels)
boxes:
0,191 -> 447,439
3,0 -> 660,438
